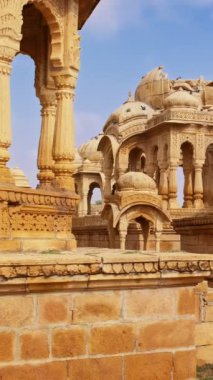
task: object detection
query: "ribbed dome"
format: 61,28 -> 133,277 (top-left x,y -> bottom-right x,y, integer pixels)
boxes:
117,172 -> 157,192
78,135 -> 103,162
104,94 -> 154,129
164,89 -> 200,110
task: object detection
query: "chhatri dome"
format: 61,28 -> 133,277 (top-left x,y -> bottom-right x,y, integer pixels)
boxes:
78,134 -> 103,162
117,171 -> 157,193
164,88 -> 200,110
163,80 -> 201,109
104,93 -> 154,130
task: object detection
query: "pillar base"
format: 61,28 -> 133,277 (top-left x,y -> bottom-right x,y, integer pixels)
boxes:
169,198 -> 179,209
0,167 -> 15,185
0,185 -> 79,252
194,199 -> 204,209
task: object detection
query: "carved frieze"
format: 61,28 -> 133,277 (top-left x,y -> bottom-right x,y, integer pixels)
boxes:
147,109 -> 213,129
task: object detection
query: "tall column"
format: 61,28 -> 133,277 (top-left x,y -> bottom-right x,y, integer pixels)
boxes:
37,94 -> 56,189
158,166 -> 168,210
194,161 -> 204,209
52,74 -> 76,191
168,163 -> 178,209
0,57 -> 14,184
183,167 -> 193,208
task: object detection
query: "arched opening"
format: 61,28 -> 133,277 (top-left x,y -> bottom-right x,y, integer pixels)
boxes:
10,3 -> 56,189
87,183 -> 103,215
203,144 -> 213,206
126,217 -> 153,251
128,147 -> 146,172
10,54 -> 40,188
180,141 -> 194,208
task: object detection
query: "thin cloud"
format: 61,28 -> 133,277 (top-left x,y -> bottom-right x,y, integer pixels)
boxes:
75,111 -> 104,146
85,0 -> 213,37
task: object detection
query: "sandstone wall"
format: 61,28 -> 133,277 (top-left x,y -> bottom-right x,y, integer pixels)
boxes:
196,282 -> 213,366
0,250 -> 212,379
0,288 -> 196,380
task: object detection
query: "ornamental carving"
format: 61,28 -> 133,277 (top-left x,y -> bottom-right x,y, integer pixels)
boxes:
0,0 -> 24,41
10,212 -> 71,232
120,193 -> 162,209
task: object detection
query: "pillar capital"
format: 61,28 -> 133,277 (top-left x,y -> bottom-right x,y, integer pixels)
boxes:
53,71 -> 78,91
0,44 -> 18,64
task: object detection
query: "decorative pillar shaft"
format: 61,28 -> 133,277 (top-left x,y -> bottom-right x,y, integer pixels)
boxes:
168,163 -> 178,209
119,219 -> 128,250
104,171 -> 112,198
53,75 -> 76,191
78,191 -> 88,216
194,162 -> 204,209
159,167 -> 168,210
183,168 -> 193,208
37,96 -> 56,188
0,59 -> 14,184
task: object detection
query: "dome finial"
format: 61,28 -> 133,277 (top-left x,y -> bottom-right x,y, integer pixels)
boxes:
127,91 -> 134,102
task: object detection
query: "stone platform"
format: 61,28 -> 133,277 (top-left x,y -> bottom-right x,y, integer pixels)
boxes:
0,248 -> 212,379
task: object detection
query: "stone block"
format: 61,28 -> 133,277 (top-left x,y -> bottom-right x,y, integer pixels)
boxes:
0,296 -> 34,327
124,288 -> 175,319
0,362 -> 67,380
73,291 -> 121,323
177,288 -> 195,315
20,330 -> 49,360
124,353 -> 173,380
69,357 -> 122,380
90,324 -> 135,355
138,320 -> 194,350
196,322 -> 213,345
38,294 -> 69,325
0,331 -> 15,361
206,306 -> 213,322
197,345 -> 213,365
52,327 -> 86,358
173,350 -> 196,380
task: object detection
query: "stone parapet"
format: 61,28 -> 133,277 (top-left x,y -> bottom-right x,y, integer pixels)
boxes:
0,250 -> 212,291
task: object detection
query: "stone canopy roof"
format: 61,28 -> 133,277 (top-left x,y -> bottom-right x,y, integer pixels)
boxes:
78,0 -> 100,29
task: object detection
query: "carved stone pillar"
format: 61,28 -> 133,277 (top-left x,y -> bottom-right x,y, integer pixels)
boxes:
119,219 -> 128,250
168,163 -> 178,209
0,57 -> 14,184
155,231 -> 162,252
194,161 -> 204,209
183,167 -> 193,208
78,191 -> 88,217
158,166 -> 168,210
37,94 -> 56,189
52,74 -> 76,191
104,171 -> 112,198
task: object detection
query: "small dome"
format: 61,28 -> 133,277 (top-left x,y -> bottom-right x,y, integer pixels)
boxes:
73,148 -> 83,171
104,93 -> 154,129
135,66 -> 171,109
164,89 -> 200,110
117,171 -> 157,192
78,135 -> 103,162
10,167 -> 30,188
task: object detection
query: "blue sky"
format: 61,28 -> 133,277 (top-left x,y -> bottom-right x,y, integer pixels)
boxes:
10,0 -> 213,187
